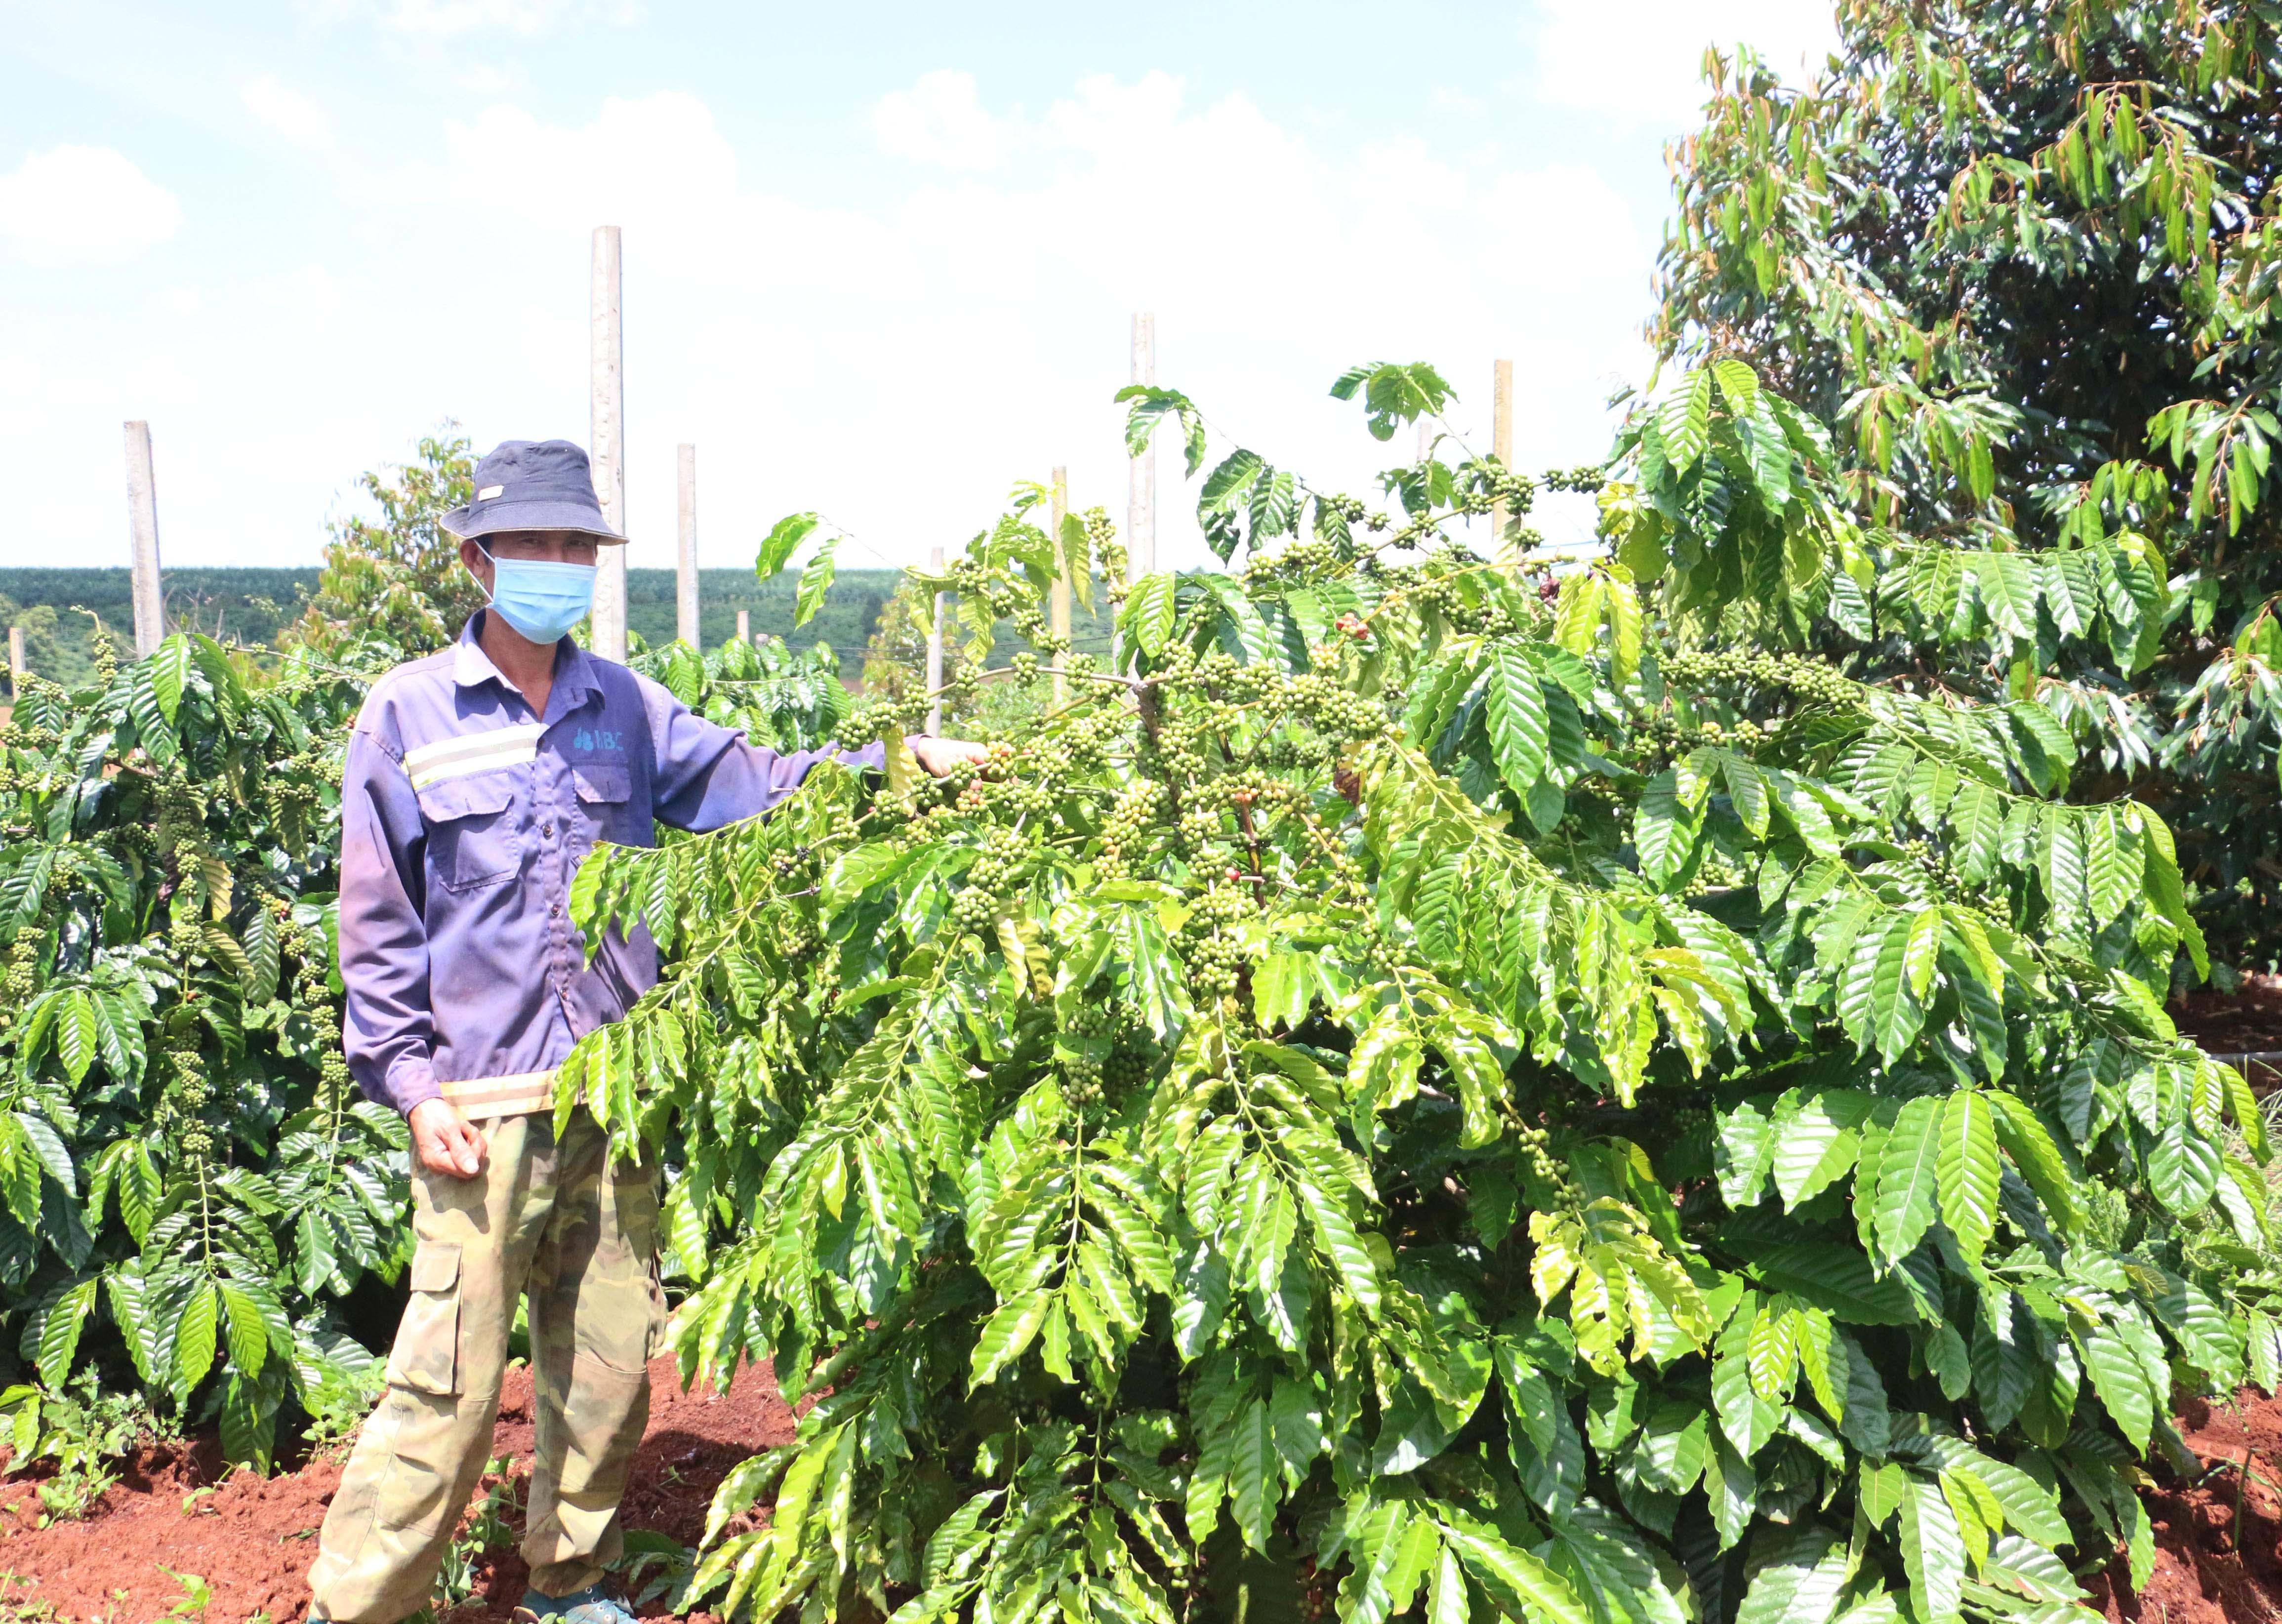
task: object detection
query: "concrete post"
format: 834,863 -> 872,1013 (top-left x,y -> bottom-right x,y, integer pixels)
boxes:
1050,465 -> 1070,702
590,226 -> 628,661
1491,358 -> 1514,547
1127,314 -> 1154,582
676,443 -> 699,648
124,421 -> 163,657
736,608 -> 750,644
7,625 -> 23,690
925,545 -> 947,736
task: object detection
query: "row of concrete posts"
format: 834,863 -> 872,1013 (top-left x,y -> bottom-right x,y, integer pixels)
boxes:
8,227 -> 1521,708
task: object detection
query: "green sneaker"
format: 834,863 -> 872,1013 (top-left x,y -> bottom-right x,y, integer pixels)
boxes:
511,1585 -> 640,1624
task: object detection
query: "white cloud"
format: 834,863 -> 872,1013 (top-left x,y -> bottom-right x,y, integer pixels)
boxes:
1356,137 -> 1470,212
442,93 -> 919,295
0,352 -> 48,436
417,75 -> 1655,570
1477,164 -> 1645,294
41,353 -> 201,409
0,70 -> 1665,571
447,92 -> 737,225
457,64 -> 519,94
296,0 -> 640,35
874,71 -> 1012,171
264,264 -> 343,323
243,75 -> 334,148
1527,0 -> 1838,121
386,0 -> 559,31
387,0 -> 638,33
0,146 -> 182,267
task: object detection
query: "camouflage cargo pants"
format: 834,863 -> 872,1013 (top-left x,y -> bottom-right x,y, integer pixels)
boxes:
307,1108 -> 667,1623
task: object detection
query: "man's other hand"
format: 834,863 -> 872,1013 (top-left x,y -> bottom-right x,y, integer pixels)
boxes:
409,1098 -> 487,1179
913,737 -> 990,778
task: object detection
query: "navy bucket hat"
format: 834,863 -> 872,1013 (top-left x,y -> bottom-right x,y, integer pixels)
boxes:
439,440 -> 627,544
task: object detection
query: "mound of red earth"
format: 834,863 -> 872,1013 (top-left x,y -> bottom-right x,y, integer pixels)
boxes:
2173,973 -> 2282,1086
0,1354 -> 792,1623
2098,1389 -> 2282,1624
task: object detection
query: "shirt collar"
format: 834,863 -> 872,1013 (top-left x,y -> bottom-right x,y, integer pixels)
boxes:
453,611 -> 601,716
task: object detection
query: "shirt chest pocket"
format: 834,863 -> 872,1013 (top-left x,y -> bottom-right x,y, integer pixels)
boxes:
416,773 -> 524,893
570,763 -> 636,849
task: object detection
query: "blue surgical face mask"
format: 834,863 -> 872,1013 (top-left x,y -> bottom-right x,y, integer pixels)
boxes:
478,552 -> 596,645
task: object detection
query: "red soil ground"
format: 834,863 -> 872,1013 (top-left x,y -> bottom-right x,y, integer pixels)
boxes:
2174,974 -> 2282,1090
2100,1388 -> 2282,1624
0,1354 -> 792,1624
26,1372 -> 2282,1624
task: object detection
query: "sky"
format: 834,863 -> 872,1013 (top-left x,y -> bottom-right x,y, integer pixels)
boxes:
0,0 -> 1838,576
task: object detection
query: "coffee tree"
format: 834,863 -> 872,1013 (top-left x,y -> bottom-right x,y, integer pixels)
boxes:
1653,0 -> 2282,964
280,428 -> 486,666
632,629 -> 856,754
0,633 -> 397,1469
562,361 -> 2263,1624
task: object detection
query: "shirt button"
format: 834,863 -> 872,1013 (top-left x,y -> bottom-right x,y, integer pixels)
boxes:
543,823 -> 554,838
549,902 -> 561,917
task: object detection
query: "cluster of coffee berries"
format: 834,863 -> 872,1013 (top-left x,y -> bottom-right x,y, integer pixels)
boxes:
159,931 -> 217,1157
1663,648 -> 1858,709
262,769 -> 327,841
1,936 -> 39,1022
1477,464 -> 1538,517
1059,997 -> 1150,1102
1630,710 -> 1782,772
1098,781 -> 1166,879
1084,509 -> 1123,575
1683,856 -> 1749,897
156,780 -> 207,862
1891,835 -> 2015,931
1516,1121 -> 1580,1203
1386,564 -> 1472,619
1180,875 -> 1257,999
1639,713 -> 1769,748
1202,769 -> 1295,817
287,913 -> 356,1107
1102,1044 -> 1153,1091
1283,665 -> 1391,742
769,842 -> 823,887
949,823 -> 1037,934
1239,532 -> 1351,592
950,885 -> 998,933
1145,707 -> 1221,780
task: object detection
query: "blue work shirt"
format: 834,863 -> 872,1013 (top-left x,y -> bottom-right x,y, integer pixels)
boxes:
338,612 -> 882,1120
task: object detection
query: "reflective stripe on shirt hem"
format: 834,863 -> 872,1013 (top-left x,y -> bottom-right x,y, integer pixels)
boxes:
405,723 -> 548,791
438,1070 -> 556,1118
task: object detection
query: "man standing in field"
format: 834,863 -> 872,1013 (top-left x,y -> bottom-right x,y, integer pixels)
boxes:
307,440 -> 981,1624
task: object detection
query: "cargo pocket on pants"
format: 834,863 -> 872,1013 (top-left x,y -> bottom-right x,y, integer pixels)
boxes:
645,1258 -> 670,1361
618,1167 -> 669,1363
386,1242 -> 463,1395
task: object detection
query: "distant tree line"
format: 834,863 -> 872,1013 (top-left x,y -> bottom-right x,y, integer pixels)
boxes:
0,565 -> 917,691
